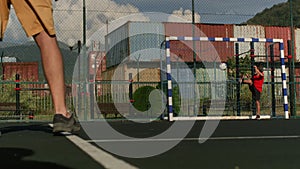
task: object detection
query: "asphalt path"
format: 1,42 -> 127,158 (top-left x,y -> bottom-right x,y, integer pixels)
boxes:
0,122 -> 104,169
1,119 -> 300,169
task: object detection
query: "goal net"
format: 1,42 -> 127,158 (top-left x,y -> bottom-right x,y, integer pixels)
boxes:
164,36 -> 289,121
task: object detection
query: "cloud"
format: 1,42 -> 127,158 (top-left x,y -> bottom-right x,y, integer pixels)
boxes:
54,0 -> 141,45
2,0 -> 202,46
171,8 -> 200,23
2,0 -> 141,45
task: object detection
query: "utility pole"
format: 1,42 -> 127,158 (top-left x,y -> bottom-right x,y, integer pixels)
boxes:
82,0 -> 88,120
192,0 -> 198,115
289,0 -> 296,116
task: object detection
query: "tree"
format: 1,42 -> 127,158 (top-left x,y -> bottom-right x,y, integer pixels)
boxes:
245,0 -> 300,27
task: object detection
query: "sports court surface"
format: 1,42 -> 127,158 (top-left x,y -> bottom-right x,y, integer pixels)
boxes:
1,119 -> 300,169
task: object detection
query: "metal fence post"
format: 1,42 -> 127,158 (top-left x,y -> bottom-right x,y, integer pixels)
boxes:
288,40 -> 296,116
250,42 -> 256,116
15,74 -> 21,119
270,44 -> 276,117
235,43 -> 241,116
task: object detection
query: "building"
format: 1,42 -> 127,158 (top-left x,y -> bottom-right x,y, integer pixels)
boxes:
103,21 -> 298,82
96,21 -> 300,104
2,62 -> 39,81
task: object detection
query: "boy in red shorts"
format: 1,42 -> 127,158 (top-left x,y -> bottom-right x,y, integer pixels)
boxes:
241,64 -> 264,119
1,0 -> 80,133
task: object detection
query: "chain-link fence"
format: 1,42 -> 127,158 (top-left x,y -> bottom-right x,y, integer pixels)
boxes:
0,0 -> 299,121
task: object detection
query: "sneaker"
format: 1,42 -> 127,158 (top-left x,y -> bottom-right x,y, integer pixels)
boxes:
53,113 -> 81,133
255,115 -> 260,120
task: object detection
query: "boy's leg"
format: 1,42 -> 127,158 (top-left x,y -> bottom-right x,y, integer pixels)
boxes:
242,79 -> 253,85
256,100 -> 261,117
252,88 -> 261,119
34,31 -> 80,133
33,31 -> 69,117
10,0 -> 80,132
255,90 -> 261,118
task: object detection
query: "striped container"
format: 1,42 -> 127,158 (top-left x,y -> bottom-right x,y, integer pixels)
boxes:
295,28 -> 300,61
233,25 -> 266,62
164,22 -> 201,62
198,23 -> 234,62
265,26 -> 291,57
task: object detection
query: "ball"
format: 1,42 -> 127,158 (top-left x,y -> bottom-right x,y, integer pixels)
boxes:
219,63 -> 227,70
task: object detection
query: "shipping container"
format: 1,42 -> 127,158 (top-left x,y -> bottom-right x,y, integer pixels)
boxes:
164,23 -> 234,62
3,62 -> 39,81
265,26 -> 291,58
234,25 -> 266,62
88,51 -> 106,80
105,21 -> 165,68
105,22 -> 129,68
128,22 -> 165,62
105,22 -> 296,70
164,22 -> 209,63
198,23 -> 234,62
164,22 -> 202,37
295,28 -> 300,61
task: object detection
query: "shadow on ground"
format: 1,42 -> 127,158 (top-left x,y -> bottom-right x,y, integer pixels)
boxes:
0,123 -> 53,135
0,148 -> 72,169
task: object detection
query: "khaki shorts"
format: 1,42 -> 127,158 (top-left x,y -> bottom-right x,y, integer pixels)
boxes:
0,0 -> 55,40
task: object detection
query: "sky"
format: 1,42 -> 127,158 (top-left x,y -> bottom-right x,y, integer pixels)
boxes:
113,0 -> 288,23
0,0 -> 288,46
113,0 -> 287,13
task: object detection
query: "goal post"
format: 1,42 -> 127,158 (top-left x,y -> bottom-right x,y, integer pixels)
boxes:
165,36 -> 289,121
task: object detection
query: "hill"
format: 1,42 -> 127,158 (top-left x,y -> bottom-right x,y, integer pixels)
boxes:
245,0 -> 300,27
0,41 -> 78,83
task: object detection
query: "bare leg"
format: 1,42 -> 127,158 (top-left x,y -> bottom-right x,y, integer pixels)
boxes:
33,31 -> 69,118
256,100 -> 260,116
242,79 -> 253,86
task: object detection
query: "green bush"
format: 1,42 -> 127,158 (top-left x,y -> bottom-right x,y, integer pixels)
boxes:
155,83 -> 181,115
132,86 -> 156,111
132,85 -> 180,116
0,79 -> 44,113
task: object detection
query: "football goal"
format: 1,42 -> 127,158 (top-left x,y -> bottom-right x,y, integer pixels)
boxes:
164,36 -> 289,121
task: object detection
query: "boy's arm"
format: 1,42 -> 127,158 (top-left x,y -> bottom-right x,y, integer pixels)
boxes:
254,66 -> 264,77
255,68 -> 264,77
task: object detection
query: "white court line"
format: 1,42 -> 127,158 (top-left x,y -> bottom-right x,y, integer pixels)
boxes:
48,123 -> 300,169
49,124 -> 139,169
86,135 -> 300,143
164,115 -> 271,121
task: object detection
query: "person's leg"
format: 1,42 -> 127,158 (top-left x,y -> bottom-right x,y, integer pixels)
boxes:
34,31 -> 80,133
10,0 -> 79,133
245,81 -> 260,119
10,0 -> 67,116
255,90 -> 261,118
33,31 -> 69,118
256,100 -> 261,117
253,88 -> 261,119
242,79 -> 253,85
